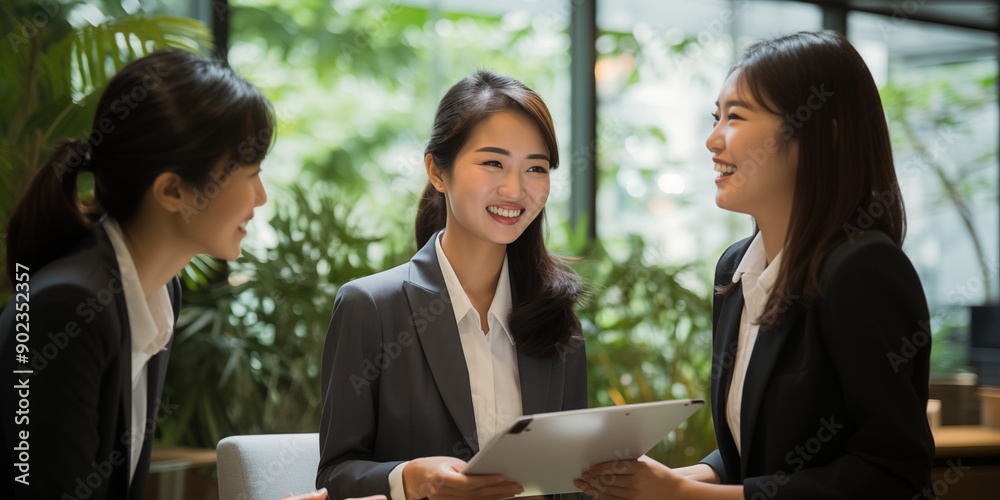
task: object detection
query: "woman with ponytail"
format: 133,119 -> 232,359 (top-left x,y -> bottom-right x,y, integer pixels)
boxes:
317,69 -> 588,500
0,50 -> 274,499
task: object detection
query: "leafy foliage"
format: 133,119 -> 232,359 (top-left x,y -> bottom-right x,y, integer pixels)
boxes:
0,1 -> 213,296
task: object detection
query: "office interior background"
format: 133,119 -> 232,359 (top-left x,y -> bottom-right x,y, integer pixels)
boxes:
2,0 -> 999,496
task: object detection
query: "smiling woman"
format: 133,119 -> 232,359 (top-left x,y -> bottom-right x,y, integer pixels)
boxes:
0,49 -> 274,500
317,69 -> 588,500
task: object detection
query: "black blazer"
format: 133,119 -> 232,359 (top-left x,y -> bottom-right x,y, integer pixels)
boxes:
316,231 -> 589,499
700,230 -> 934,499
1,222 -> 180,500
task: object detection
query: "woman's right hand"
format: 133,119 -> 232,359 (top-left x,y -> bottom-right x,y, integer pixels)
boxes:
402,456 -> 524,500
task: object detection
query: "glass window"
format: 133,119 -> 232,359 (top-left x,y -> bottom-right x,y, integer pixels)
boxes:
849,12 -> 999,373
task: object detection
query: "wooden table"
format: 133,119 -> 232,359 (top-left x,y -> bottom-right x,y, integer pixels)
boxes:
146,446 -> 218,500
931,426 -> 1000,499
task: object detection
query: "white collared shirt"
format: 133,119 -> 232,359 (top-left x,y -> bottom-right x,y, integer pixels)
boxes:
388,234 -> 522,500
103,218 -> 175,482
726,232 -> 782,456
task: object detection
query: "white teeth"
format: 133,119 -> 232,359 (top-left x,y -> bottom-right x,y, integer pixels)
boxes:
238,222 -> 248,230
713,163 -> 737,176
487,206 -> 523,218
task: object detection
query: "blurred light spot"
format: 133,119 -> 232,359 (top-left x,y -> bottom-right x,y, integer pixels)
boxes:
435,19 -> 454,37
658,173 -> 686,194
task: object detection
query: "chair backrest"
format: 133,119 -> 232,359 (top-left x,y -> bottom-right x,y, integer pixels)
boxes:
217,433 -> 320,500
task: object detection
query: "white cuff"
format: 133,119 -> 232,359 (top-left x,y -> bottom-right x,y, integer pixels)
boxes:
388,461 -> 410,500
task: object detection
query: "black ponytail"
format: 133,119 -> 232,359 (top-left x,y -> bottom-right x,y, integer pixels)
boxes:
5,138 -> 101,281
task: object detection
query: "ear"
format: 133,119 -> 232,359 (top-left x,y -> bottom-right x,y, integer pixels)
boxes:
149,172 -> 187,213
425,154 -> 447,194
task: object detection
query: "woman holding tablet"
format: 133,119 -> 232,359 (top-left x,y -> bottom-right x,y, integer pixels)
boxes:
0,50 -> 273,499
316,69 -> 588,500
575,31 -> 933,499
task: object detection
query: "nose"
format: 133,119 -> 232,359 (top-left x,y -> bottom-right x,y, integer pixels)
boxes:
254,176 -> 267,207
498,170 -> 525,200
706,123 -> 724,154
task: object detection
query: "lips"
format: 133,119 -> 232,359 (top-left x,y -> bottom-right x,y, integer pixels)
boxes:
238,212 -> 253,233
486,205 -> 525,226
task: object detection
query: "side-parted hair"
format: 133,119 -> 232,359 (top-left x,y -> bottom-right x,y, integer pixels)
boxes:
5,49 -> 275,284
717,30 -> 906,328
416,69 -> 583,358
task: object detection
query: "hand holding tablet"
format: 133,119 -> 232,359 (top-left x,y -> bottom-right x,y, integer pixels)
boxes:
462,399 -> 704,496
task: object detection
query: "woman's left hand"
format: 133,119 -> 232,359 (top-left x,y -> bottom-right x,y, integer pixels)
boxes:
574,455 -> 686,500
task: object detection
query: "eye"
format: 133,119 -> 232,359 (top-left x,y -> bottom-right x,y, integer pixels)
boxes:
528,166 -> 549,173
728,113 -> 743,121
710,112 -> 720,122
481,160 -> 503,168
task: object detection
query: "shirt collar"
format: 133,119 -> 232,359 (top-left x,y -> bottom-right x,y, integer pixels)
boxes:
434,233 -> 515,345
732,232 -> 783,290
103,218 -> 175,362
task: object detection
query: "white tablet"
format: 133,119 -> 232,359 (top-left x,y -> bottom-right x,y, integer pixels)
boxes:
461,399 -> 705,496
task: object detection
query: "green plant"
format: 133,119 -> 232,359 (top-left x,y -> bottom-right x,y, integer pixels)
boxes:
568,235 -> 716,467
0,1 -> 213,298
158,183 -> 415,445
881,73 -> 998,304
160,192 -> 719,468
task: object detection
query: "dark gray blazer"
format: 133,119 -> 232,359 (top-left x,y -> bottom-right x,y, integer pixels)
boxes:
316,232 -> 589,498
699,230 -> 934,499
1,222 -> 180,500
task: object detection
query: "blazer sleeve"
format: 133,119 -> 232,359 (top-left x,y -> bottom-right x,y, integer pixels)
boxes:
316,282 -> 404,498
699,449 -> 728,484
17,284 -> 121,499
742,241 -> 934,499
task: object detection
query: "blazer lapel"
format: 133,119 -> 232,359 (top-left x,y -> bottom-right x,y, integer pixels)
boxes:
516,351 -> 553,415
94,223 -> 136,498
403,232 -> 480,452
712,284 -> 744,480
738,317 -> 795,478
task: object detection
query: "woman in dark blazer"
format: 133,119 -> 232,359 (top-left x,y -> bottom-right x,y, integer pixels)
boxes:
317,70 -> 588,500
0,50 -> 274,499
575,31 -> 934,499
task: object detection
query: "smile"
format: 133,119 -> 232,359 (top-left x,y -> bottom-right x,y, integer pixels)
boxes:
487,206 -> 525,218
713,163 -> 737,178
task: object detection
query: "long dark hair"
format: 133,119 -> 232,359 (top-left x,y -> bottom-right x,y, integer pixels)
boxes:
5,49 -> 275,284
717,31 -> 905,328
417,69 -> 583,358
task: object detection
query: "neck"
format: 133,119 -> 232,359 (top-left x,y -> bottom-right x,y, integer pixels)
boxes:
753,209 -> 791,266
119,217 -> 195,298
439,228 -> 506,298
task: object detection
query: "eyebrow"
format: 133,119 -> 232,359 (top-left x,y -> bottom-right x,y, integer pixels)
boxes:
715,99 -> 757,110
474,146 -> 550,162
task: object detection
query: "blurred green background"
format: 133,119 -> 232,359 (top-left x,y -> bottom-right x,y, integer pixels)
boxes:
2,0 -> 997,473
